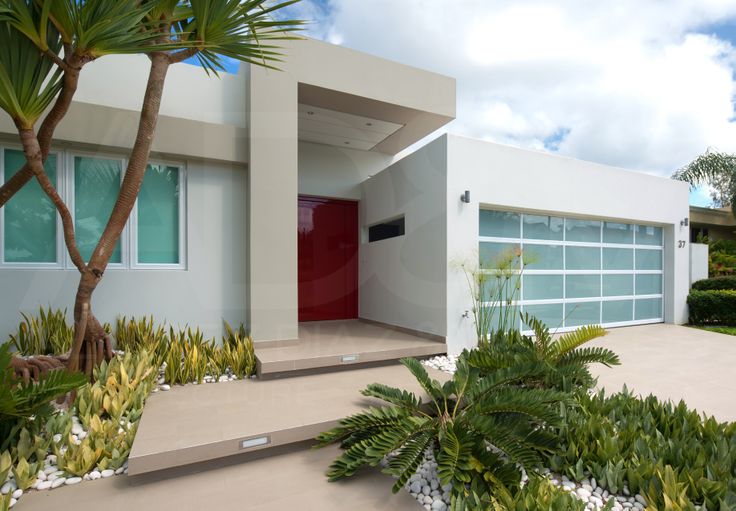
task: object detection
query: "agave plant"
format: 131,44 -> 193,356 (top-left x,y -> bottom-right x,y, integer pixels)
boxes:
467,314 -> 619,392
316,357 -> 567,499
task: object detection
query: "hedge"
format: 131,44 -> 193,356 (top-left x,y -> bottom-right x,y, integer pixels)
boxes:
688,289 -> 736,325
691,275 -> 736,291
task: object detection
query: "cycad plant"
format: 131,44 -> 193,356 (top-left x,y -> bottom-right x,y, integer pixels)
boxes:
316,357 -> 567,500
467,314 -> 618,392
0,343 -> 86,449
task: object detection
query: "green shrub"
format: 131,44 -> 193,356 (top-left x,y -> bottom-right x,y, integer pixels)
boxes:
687,289 -> 736,324
467,314 -> 617,392
9,307 -> 74,356
547,388 -> 736,509
317,357 -> 566,499
691,275 -> 736,291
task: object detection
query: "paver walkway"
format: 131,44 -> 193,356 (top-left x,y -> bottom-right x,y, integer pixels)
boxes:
589,323 -> 736,422
17,444 -> 420,511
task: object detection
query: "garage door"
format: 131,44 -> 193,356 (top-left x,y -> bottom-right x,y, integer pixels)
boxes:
479,209 -> 664,332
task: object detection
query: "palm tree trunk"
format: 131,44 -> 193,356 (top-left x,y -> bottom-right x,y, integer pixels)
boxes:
66,53 -> 172,375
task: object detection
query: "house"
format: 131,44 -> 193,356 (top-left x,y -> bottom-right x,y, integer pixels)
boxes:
0,37 -> 690,361
690,205 -> 736,242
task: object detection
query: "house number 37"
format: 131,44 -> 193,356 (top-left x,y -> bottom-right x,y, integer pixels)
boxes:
678,240 -> 686,248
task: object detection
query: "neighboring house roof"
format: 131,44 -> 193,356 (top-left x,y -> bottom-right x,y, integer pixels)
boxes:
690,205 -> 736,228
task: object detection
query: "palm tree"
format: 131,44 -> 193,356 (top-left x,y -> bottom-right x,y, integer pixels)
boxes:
316,357 -> 567,500
672,149 -> 736,218
0,1 -> 304,377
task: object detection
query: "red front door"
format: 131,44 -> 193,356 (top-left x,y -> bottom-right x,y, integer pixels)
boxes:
298,195 -> 358,322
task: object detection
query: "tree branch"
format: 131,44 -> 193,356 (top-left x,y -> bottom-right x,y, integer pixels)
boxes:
0,64 -> 81,207
169,47 -> 199,64
16,127 -> 86,272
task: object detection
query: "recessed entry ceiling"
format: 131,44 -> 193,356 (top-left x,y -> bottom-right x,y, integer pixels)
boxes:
298,104 -> 404,151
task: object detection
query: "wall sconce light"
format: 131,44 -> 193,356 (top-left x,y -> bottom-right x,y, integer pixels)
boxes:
461,190 -> 471,203
680,218 -> 689,227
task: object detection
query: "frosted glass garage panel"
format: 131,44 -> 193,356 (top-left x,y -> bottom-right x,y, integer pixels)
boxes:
636,274 -> 662,296
524,244 -> 563,270
603,300 -> 633,323
603,248 -> 633,270
566,219 -> 601,242
565,301 -> 600,326
566,275 -> 600,298
603,274 -> 633,297
522,214 -> 563,241
490,305 -> 521,332
481,274 -> 520,302
565,246 -> 600,270
635,225 -> 663,246
603,222 -> 634,244
523,303 -> 563,330
635,298 -> 662,320
480,210 -> 520,238
523,275 -> 563,300
4,150 -> 57,263
479,242 -> 520,269
635,249 -> 662,270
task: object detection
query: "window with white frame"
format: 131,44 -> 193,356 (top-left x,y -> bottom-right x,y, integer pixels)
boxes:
0,146 -> 186,269
479,209 -> 664,332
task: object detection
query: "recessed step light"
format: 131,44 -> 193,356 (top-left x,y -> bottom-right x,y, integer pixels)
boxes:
240,436 -> 270,450
341,354 -> 359,363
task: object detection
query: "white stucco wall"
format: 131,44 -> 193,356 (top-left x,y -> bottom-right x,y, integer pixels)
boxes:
690,243 -> 709,284
359,137 -> 448,337
445,134 -> 691,354
73,55 -> 247,128
298,141 -> 392,200
0,159 -> 247,342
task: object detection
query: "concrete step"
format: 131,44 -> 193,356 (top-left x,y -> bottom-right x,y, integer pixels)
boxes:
255,320 -> 446,378
127,363 -> 450,477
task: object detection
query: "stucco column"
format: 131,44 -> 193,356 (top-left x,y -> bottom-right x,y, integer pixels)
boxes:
246,65 -> 299,341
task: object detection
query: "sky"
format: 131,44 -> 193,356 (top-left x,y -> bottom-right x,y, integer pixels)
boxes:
240,1 -> 736,207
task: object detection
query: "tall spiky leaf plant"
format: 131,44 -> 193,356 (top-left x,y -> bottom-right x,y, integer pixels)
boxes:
316,357 -> 567,500
0,343 -> 86,449
467,313 -> 618,392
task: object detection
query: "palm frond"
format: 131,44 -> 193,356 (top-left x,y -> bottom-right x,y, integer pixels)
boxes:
361,383 -> 422,411
557,346 -> 620,368
314,406 -> 411,447
552,324 -> 606,359
384,430 -> 433,493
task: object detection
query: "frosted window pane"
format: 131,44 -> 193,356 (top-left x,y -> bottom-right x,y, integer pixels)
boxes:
75,156 -> 122,263
603,222 -> 634,244
138,165 -> 179,264
635,249 -> 662,270
523,275 -> 563,300
603,248 -> 633,270
4,150 -> 57,262
603,274 -> 633,297
603,300 -> 633,323
636,274 -> 662,295
566,246 -> 600,270
566,219 -> 601,242
566,275 -> 600,298
523,214 -> 563,241
635,298 -> 662,320
565,301 -> 600,326
635,225 -> 663,246
524,244 -> 563,270
479,210 -> 520,238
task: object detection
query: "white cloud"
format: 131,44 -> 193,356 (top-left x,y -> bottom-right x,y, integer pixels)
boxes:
294,0 -> 736,176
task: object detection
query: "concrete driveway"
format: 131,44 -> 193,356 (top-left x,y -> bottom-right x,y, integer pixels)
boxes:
589,324 -> 736,423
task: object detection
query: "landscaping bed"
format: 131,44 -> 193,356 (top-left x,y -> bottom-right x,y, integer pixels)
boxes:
1,312 -> 257,509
